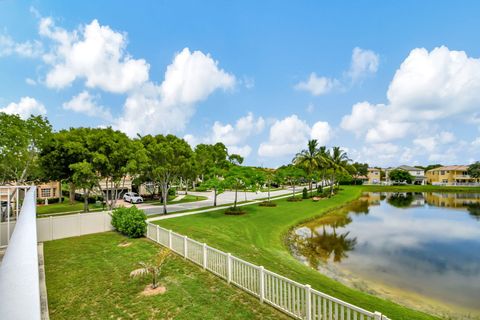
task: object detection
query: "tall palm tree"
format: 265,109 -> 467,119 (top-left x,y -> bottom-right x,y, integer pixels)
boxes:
293,139 -> 320,193
327,147 -> 351,195
317,146 -> 329,190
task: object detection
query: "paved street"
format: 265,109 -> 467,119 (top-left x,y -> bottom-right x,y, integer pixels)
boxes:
137,188 -> 296,216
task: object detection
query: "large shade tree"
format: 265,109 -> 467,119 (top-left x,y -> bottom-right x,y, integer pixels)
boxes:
141,134 -> 193,214
0,113 -> 52,184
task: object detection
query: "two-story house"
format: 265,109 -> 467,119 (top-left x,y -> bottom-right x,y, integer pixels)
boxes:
386,165 -> 426,185
367,168 -> 381,184
426,165 -> 479,185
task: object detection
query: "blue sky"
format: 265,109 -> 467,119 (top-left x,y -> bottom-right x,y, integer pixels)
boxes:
1,1 -> 480,167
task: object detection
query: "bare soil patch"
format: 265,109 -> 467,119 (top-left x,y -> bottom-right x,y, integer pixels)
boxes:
140,285 -> 166,296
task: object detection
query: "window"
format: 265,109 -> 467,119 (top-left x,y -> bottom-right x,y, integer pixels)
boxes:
41,188 -> 51,198
52,188 -> 57,197
440,171 -> 445,175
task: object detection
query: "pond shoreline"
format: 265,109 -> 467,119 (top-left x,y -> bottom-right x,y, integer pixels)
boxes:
286,190 -> 480,320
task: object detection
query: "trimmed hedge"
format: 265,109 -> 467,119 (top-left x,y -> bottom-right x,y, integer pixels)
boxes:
62,190 -> 104,203
258,201 -> 277,207
111,206 -> 147,238
224,206 -> 246,215
36,197 -> 64,205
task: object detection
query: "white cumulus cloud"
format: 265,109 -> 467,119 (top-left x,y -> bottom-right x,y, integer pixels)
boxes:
115,48 -> 236,136
294,73 -> 338,96
0,97 -> 46,119
258,115 -> 331,157
0,33 -> 43,58
39,18 -> 149,93
184,112 -> 264,158
342,46 -> 480,144
347,47 -> 379,82
63,91 -> 112,120
296,47 -> 379,96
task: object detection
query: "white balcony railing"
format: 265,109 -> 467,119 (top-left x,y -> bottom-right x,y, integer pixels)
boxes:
0,186 -> 41,320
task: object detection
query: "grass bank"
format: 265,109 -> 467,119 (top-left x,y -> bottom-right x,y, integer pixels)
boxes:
361,184 -> 480,193
154,186 -> 438,320
44,232 -> 288,319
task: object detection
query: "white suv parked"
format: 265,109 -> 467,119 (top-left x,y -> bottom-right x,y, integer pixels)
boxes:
123,192 -> 144,204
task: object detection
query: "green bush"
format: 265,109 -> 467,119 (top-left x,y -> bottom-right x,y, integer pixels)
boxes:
259,201 -> 277,207
111,206 -> 147,238
302,187 -> 308,199
224,206 -> 246,215
168,187 -> 176,196
36,197 -> 64,205
195,185 -> 209,192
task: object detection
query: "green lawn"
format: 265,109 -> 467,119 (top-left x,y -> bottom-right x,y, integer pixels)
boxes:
44,232 -> 288,320
146,194 -> 209,206
154,186 -> 439,320
36,198 -> 104,216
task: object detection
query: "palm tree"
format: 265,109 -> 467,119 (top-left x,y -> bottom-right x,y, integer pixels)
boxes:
130,249 -> 171,289
326,147 -> 351,195
317,146 -> 329,190
293,139 -> 321,194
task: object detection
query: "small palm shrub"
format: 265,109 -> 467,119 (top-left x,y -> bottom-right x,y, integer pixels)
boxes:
111,206 -> 147,238
130,248 -> 172,288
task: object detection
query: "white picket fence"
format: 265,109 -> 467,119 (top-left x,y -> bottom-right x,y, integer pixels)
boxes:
146,223 -> 391,320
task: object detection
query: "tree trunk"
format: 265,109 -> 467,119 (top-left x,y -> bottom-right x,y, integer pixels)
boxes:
268,184 -> 271,202
162,183 -> 168,214
69,182 -> 76,204
292,184 -> 296,198
330,171 -> 335,196
83,189 -> 89,213
234,187 -> 238,209
214,188 -> 217,206
185,178 -> 189,195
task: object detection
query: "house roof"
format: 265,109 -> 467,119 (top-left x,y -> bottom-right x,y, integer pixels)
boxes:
397,165 -> 423,172
368,167 -> 380,171
427,165 -> 470,172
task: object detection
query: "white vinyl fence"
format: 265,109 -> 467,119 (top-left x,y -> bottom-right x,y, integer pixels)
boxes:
146,223 -> 391,320
36,211 -> 114,242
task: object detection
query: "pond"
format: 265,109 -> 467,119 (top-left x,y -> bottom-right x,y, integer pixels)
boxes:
288,192 -> 480,318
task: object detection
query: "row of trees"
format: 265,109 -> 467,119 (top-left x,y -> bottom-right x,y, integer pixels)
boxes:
1,112 -> 361,214
293,139 -> 365,195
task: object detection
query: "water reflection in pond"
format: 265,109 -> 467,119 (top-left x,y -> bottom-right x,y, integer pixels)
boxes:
289,192 -> 480,316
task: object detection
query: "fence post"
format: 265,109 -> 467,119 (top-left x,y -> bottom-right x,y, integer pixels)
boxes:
156,225 -> 160,243
202,243 -> 207,269
305,284 -> 311,320
184,235 -> 188,258
227,253 -> 232,283
374,311 -> 382,320
168,230 -> 172,249
259,266 -> 265,303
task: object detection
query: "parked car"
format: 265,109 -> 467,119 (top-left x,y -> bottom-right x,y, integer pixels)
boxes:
123,192 -> 144,204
